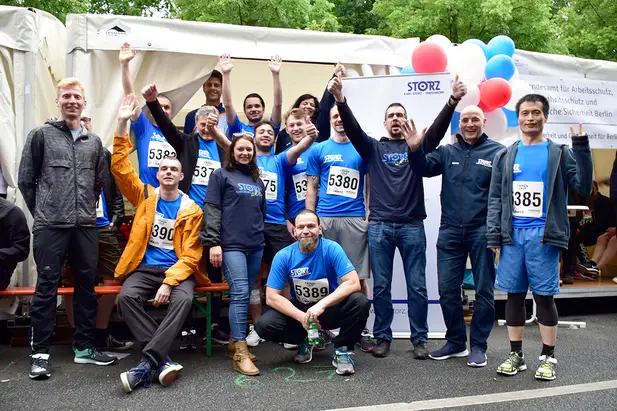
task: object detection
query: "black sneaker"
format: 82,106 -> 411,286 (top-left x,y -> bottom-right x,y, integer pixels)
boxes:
372,339 -> 391,358
120,361 -> 154,393
106,335 -> 134,352
562,274 -> 574,285
575,261 -> 600,278
413,342 -> 429,360
212,324 -> 230,345
73,347 -> 118,365
29,353 -> 51,380
358,329 -> 376,353
180,329 -> 196,351
314,330 -> 332,351
294,339 -> 314,364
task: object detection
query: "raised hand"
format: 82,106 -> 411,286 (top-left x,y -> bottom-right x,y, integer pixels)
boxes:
118,94 -> 140,121
206,111 -> 219,131
269,54 -> 282,74
327,72 -> 344,102
119,42 -> 136,65
335,62 -> 346,78
401,119 -> 426,152
219,53 -> 234,74
305,116 -> 318,139
451,75 -> 467,100
570,122 -> 586,137
141,83 -> 158,102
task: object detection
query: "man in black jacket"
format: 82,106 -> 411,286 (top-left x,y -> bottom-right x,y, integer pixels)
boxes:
61,113 -> 132,352
0,197 -> 30,290
327,69 -> 467,359
419,105 -> 505,368
18,77 -> 117,380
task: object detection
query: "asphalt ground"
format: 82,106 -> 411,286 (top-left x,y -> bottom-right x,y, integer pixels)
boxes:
1,313 -> 616,411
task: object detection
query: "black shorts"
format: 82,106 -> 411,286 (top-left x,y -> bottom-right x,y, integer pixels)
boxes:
263,223 -> 295,265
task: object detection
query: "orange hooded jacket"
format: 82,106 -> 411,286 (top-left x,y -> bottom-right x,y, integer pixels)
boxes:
111,133 -> 209,287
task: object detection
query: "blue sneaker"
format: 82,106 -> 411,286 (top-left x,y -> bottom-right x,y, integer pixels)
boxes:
332,346 -> 355,375
156,357 -> 183,386
294,339 -> 314,364
467,347 -> 488,367
120,361 -> 153,393
428,342 -> 469,360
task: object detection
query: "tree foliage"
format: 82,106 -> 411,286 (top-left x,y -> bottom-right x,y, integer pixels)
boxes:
174,0 -> 340,32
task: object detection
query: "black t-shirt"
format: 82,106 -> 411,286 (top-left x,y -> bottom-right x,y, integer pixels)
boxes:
205,167 -> 266,251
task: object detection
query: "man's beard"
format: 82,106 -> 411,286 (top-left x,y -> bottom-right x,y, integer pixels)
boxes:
298,236 -> 319,253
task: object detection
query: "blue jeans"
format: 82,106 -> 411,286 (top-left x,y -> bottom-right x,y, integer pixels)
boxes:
437,224 -> 495,351
369,220 -> 428,344
222,249 -> 264,341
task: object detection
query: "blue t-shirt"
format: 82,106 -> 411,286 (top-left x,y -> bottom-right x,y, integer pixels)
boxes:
267,238 -> 355,303
258,152 -> 292,225
227,114 -> 281,138
512,141 -> 549,228
285,147 -> 313,220
132,112 -> 177,187
142,195 -> 182,268
306,139 -> 367,217
96,191 -> 110,228
187,137 -> 222,209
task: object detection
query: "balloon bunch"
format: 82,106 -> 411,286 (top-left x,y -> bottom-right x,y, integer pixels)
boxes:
400,34 -> 534,138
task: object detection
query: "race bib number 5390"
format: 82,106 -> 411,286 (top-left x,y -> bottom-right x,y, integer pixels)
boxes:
149,215 -> 175,250
513,181 -> 543,218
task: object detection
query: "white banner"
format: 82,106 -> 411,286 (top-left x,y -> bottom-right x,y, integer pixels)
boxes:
344,73 -> 451,338
521,75 -> 617,147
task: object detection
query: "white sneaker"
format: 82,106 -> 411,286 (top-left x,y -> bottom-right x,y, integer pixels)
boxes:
246,325 -> 265,347
283,343 -> 298,350
613,276 -> 617,284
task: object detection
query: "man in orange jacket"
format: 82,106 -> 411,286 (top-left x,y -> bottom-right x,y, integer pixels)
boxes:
111,94 -> 205,393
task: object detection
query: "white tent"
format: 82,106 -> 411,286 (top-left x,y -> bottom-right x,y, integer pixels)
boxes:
65,14 -> 420,146
0,6 -> 65,308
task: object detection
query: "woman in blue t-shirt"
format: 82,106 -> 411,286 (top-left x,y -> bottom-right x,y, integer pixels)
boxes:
201,135 -> 266,376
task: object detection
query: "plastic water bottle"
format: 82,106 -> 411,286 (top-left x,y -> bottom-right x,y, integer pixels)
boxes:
307,321 -> 319,345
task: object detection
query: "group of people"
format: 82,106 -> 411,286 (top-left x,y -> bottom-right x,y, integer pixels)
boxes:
0,42 -> 596,393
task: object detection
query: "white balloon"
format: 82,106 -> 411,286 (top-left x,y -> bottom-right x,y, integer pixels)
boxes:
484,109 -> 508,138
455,83 -> 480,113
426,34 -> 453,51
505,79 -> 534,111
449,44 -> 487,85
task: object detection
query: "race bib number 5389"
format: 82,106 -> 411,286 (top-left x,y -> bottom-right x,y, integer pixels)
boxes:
292,278 -> 329,304
513,181 -> 543,218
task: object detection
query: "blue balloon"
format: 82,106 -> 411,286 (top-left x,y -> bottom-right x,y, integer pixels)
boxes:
451,111 -> 461,134
400,64 -> 416,74
463,39 -> 489,59
503,107 -> 518,128
487,35 -> 515,59
485,55 -> 516,80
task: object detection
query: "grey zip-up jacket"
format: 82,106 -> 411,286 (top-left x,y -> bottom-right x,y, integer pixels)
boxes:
486,135 -> 593,249
18,120 -> 106,232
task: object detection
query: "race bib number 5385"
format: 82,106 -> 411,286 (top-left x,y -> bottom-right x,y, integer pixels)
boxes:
513,181 -> 543,218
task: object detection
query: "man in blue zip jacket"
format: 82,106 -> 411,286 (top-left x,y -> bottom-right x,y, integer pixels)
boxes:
487,94 -> 592,381
418,105 -> 505,368
328,69 -> 467,359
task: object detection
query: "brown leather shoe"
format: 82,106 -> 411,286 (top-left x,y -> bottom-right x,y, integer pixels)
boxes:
233,341 -> 259,376
228,337 -> 256,361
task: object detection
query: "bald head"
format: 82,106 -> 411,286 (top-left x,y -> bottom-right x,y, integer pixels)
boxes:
459,105 -> 486,142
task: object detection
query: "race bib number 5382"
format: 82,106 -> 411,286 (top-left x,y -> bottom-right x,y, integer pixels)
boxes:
148,140 -> 176,168
513,181 -> 543,218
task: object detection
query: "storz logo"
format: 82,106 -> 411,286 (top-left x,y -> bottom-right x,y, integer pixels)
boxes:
405,81 -> 445,96
382,152 -> 408,166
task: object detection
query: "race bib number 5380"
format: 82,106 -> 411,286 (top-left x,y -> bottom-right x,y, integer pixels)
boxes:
326,166 -> 360,199
513,181 -> 543,218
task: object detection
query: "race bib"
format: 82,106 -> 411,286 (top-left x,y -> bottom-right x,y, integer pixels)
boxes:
292,278 -> 330,304
513,181 -> 543,218
192,158 -> 221,186
327,166 -> 360,199
261,171 -> 278,201
148,214 -> 175,250
147,140 -> 176,168
293,172 -> 308,201
95,194 -> 105,218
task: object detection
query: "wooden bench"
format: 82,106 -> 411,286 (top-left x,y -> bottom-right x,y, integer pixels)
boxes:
0,283 -> 230,357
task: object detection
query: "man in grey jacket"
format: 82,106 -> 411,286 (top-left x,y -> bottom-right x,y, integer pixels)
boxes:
18,77 -> 117,380
487,94 -> 592,382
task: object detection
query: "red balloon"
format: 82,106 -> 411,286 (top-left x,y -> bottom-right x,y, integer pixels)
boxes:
411,42 -> 448,74
478,101 -> 494,113
480,78 -> 512,110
